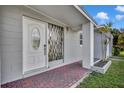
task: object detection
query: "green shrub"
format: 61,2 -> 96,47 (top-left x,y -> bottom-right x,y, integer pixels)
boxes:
113,47 -> 120,56
120,48 -> 124,51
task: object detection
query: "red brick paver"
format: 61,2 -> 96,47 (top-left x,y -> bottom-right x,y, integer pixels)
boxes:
1,62 -> 89,88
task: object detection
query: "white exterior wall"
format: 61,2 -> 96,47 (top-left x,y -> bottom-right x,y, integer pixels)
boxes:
64,29 -> 82,63
0,6 -> 65,84
94,31 -> 103,60
0,45 -> 1,86
94,31 -> 113,60
82,22 -> 94,69
109,34 -> 113,57
106,38 -> 110,58
0,6 -> 84,84
0,30 -> 1,85
109,35 -> 113,57
102,32 -> 112,59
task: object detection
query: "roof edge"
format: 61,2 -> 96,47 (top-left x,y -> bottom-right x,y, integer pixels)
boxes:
73,5 -> 97,26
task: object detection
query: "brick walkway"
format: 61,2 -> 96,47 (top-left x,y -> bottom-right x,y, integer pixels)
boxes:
1,62 -> 90,88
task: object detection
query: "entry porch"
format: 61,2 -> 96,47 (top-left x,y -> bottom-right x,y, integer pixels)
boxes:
1,62 -> 90,88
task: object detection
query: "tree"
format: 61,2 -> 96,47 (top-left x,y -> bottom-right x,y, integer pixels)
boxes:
118,33 -> 124,44
112,28 -> 120,45
111,28 -> 119,35
118,33 -> 124,49
99,22 -> 112,32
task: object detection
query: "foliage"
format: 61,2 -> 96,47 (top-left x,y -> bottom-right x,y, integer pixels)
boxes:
113,34 -> 119,45
111,28 -> 120,45
111,28 -> 120,35
119,51 -> 124,57
118,33 -> 124,45
111,28 -> 124,47
99,27 -> 109,33
78,60 -> 124,88
99,22 -> 113,33
113,47 -> 120,56
98,22 -> 124,56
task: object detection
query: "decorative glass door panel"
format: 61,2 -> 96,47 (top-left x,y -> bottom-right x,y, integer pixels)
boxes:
48,23 -> 64,62
32,27 -> 40,50
23,17 -> 46,73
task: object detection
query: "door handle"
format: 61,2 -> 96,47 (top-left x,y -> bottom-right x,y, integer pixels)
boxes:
44,44 -> 47,55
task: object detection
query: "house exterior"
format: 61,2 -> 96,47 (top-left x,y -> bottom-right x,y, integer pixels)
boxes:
94,30 -> 113,63
0,5 -> 113,85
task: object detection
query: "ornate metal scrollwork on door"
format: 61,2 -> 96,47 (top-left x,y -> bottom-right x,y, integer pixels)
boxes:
48,23 -> 64,62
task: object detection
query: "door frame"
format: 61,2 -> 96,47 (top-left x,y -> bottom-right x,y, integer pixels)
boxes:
22,16 -> 49,74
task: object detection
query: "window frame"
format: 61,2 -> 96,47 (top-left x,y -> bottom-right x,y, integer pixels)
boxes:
79,32 -> 83,46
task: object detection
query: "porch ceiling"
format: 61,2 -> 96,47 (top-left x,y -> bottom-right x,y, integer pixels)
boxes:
28,5 -> 89,31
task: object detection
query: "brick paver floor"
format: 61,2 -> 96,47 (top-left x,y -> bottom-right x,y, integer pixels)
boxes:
1,62 -> 89,88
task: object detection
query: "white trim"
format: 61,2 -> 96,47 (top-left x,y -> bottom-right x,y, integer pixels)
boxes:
46,23 -> 49,68
25,5 -> 97,28
48,59 -> 64,67
90,22 -> 94,66
91,60 -> 112,74
63,27 -> 66,63
24,5 -> 68,27
94,59 -> 101,64
96,25 -> 104,29
74,5 -> 97,26
22,16 -> 26,74
79,32 -> 83,46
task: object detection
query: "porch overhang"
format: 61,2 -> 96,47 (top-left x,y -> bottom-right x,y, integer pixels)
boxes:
26,5 -> 92,31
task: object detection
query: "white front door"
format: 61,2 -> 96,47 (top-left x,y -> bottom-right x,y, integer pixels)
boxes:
23,16 -> 47,74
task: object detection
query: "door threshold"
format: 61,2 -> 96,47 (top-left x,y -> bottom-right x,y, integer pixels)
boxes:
48,59 -> 64,68
23,66 -> 48,78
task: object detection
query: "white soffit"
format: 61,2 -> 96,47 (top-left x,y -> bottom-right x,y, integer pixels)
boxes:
28,5 -> 89,31
74,5 -> 97,26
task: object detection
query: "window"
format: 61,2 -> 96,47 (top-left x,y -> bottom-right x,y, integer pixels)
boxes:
48,23 -> 64,61
32,27 -> 40,50
80,33 -> 83,46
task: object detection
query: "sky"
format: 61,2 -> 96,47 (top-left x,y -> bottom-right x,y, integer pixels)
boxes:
81,5 -> 124,29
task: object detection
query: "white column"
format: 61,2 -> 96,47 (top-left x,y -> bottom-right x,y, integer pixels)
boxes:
82,22 -> 94,69
90,22 -> 94,66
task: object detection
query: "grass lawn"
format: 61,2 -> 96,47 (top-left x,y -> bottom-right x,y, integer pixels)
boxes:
119,51 -> 124,57
78,60 -> 124,88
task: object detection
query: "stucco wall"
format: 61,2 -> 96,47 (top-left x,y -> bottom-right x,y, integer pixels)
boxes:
109,35 -> 113,57
82,22 -> 91,69
64,29 -> 82,63
0,6 -> 83,84
0,47 -> 1,86
94,31 -> 103,60
0,5 -> 64,84
0,6 -> 22,84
